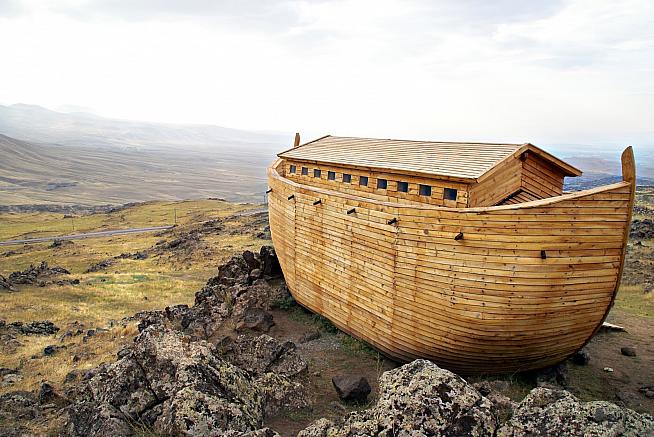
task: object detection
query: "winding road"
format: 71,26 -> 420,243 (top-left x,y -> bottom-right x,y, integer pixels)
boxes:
0,207 -> 269,247
0,226 -> 174,246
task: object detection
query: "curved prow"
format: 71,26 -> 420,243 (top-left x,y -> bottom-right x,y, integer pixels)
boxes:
582,146 -> 637,349
622,146 -> 635,184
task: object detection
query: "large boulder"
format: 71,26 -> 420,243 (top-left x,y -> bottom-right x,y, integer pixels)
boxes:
64,327 -> 265,436
299,359 -> 497,436
64,327 -> 310,436
332,375 -> 371,402
219,335 -> 308,378
498,387 -> 654,436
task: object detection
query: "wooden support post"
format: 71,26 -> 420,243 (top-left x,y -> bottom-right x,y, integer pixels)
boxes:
347,208 -> 356,215
454,232 -> 463,241
288,194 -> 295,200
313,199 -> 322,205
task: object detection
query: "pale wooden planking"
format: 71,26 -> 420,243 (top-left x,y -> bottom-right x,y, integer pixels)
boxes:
267,145 -> 633,374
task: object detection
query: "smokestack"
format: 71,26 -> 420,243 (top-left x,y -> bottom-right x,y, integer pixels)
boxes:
294,132 -> 301,148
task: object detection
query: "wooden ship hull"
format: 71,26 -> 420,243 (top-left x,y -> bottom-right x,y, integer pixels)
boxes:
267,147 -> 635,374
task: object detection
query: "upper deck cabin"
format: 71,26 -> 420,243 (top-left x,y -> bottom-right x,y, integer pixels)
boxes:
277,135 -> 582,208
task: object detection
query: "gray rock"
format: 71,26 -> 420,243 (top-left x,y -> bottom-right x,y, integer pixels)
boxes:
571,348 -> 590,365
621,346 -> 637,357
299,330 -> 321,343
0,391 -> 40,422
220,335 -> 308,377
9,320 -> 59,335
535,363 -> 568,387
259,246 -> 282,278
43,344 -> 64,356
242,250 -> 261,272
38,382 -> 59,404
472,380 -> 516,421
63,327 -> 307,436
331,375 -> 371,402
300,359 -> 497,436
236,309 -> 275,333
498,387 -> 654,436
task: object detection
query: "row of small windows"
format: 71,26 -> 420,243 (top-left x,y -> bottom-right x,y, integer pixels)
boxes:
289,165 -> 457,200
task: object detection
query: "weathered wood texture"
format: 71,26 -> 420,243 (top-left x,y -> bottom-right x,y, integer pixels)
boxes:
267,149 -> 634,374
279,136 -> 580,182
284,160 -> 468,207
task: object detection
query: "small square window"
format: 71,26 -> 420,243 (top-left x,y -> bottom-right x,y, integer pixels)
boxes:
359,176 -> 369,186
377,178 -> 387,189
314,169 -> 321,178
419,184 -> 432,196
397,181 -> 408,193
301,167 -> 308,175
328,171 -> 336,180
444,188 -> 458,201
343,174 -> 352,183
289,165 -> 296,174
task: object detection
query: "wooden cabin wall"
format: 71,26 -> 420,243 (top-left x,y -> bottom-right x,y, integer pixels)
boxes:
467,157 -> 523,207
283,159 -> 469,208
467,153 -> 567,207
268,158 -> 633,373
521,153 -> 566,198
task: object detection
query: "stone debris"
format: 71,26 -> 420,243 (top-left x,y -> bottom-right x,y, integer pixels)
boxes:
630,218 -> 654,240
621,346 -> 637,357
571,348 -> 591,365
300,360 -> 654,437
331,375 -> 371,402
498,387 -> 654,436
2,261 -> 75,289
62,327 -> 308,436
300,360 -> 497,436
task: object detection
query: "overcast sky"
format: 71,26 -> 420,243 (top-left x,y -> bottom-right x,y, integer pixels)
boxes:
0,0 -> 652,148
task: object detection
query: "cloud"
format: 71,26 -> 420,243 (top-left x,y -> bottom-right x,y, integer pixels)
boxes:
0,0 -> 652,147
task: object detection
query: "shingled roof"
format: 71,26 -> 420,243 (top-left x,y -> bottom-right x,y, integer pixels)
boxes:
278,135 -> 581,182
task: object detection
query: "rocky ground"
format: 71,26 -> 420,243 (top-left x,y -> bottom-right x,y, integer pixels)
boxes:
1,245 -> 653,436
0,261 -> 79,292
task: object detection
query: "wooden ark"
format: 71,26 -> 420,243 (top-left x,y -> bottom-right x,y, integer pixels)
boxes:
267,134 -> 635,374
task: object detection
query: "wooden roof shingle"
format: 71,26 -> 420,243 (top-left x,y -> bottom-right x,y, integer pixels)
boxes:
278,135 -> 581,182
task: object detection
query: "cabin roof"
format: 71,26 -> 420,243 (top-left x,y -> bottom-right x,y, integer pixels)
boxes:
278,135 -> 581,182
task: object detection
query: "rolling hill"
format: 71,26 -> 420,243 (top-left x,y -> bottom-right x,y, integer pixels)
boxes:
0,133 -> 277,206
0,104 -> 292,206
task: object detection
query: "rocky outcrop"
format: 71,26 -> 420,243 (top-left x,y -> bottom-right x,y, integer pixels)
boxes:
0,274 -> 15,291
219,335 -> 308,378
129,246 -> 289,342
300,360 -> 654,437
63,326 -> 308,436
498,387 -> 654,436
2,261 -> 76,289
300,360 -> 497,436
630,218 -> 654,240
6,261 -> 70,287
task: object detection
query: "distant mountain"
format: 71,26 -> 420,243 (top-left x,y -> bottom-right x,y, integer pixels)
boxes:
0,104 -> 295,205
0,103 -> 289,151
0,132 -> 275,206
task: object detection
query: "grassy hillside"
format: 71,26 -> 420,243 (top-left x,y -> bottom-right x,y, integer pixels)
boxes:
0,133 -> 275,205
0,200 -> 270,396
0,200 -> 268,321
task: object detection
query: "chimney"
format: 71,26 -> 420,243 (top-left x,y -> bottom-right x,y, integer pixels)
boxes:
293,132 -> 301,148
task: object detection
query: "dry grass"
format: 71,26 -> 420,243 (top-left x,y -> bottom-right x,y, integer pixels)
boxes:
0,199 -> 270,395
615,284 -> 654,319
0,199 -> 255,241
